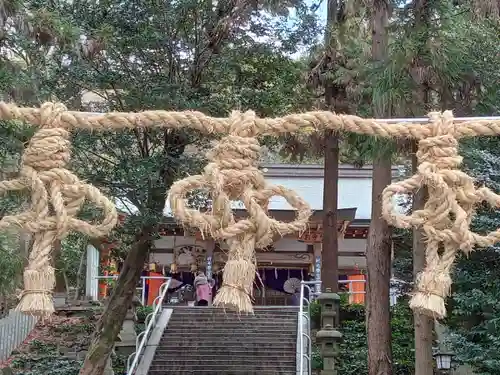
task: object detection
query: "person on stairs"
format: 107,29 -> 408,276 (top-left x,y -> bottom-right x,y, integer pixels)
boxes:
194,271 -> 213,306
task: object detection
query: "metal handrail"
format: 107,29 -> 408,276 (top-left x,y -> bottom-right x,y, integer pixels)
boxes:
299,280 -> 321,375
126,278 -> 172,374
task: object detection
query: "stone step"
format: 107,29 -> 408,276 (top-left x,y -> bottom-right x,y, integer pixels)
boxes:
170,308 -> 298,314
148,363 -> 296,372
155,348 -> 296,356
169,316 -> 298,325
167,320 -> 296,325
159,337 -> 297,345
161,332 -> 296,339
150,372 -> 294,374
162,334 -> 296,340
169,312 -> 298,317
160,337 -> 296,344
152,357 -> 296,364
169,309 -> 298,315
168,312 -> 298,318
166,322 -> 296,328
167,320 -> 297,327
169,315 -> 298,324
157,337 -> 297,353
164,328 -> 296,335
168,315 -> 297,321
171,306 -> 299,311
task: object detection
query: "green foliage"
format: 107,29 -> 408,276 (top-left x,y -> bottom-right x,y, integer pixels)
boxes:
311,299 -> 415,374
0,230 -> 23,293
309,300 -> 322,328
53,323 -> 94,335
337,302 -> 414,375
111,353 -> 127,375
312,345 -> 323,370
9,340 -> 81,375
135,305 -> 155,334
11,356 -> 81,375
136,305 -> 154,323
28,340 -> 58,354
370,1 -> 500,117
56,233 -> 88,289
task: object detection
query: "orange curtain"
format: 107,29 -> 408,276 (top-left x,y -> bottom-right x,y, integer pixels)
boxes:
99,270 -> 108,299
99,249 -> 111,299
147,272 -> 164,306
348,274 -> 366,304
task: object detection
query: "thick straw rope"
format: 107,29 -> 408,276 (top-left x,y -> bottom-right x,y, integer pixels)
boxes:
0,103 -> 117,316
382,111 -> 500,318
0,102 -> 499,318
169,111 -> 311,311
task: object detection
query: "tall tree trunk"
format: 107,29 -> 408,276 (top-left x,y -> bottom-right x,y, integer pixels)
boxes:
79,226 -> 154,375
322,130 -> 339,292
80,127 -> 187,375
321,0 -> 340,294
366,0 -> 393,373
53,240 -> 67,294
412,0 -> 434,370
366,157 -> 393,375
412,146 -> 434,375
74,243 -> 87,300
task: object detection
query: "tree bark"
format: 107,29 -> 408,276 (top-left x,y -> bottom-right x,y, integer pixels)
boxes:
53,240 -> 67,293
320,0 -> 341,294
321,130 -> 339,293
74,243 -> 87,300
411,0 -> 434,368
80,126 -> 188,375
366,0 -> 393,373
79,226 -> 153,375
412,146 -> 434,375
366,156 -> 393,375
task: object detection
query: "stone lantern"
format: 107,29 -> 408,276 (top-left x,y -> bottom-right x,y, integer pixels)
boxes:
316,288 -> 340,328
316,324 -> 342,375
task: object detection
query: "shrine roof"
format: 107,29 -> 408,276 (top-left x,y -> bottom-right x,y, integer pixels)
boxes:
232,207 -> 357,223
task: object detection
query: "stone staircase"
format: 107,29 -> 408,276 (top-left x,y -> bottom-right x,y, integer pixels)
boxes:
148,306 -> 299,375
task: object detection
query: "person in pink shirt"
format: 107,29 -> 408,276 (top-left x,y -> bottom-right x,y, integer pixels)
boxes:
193,271 -> 214,306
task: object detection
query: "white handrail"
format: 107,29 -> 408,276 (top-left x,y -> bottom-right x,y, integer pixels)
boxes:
298,280 -> 321,375
126,278 -> 172,374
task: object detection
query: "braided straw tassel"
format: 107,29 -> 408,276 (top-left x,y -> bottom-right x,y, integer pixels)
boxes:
170,111 -> 311,312
0,103 -> 118,316
382,111 -> 500,318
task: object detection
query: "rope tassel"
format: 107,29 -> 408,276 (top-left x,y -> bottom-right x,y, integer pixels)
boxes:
382,111 -> 500,318
169,111 -> 311,312
0,103 -> 118,317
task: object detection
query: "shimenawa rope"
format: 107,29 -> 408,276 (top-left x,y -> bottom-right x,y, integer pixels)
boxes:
0,102 -> 499,319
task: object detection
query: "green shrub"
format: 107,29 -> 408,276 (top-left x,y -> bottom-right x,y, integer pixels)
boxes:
312,299 -> 414,375
12,356 -> 81,375
136,305 -> 154,323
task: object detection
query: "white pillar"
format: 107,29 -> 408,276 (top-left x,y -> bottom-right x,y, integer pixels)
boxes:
85,244 -> 99,301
